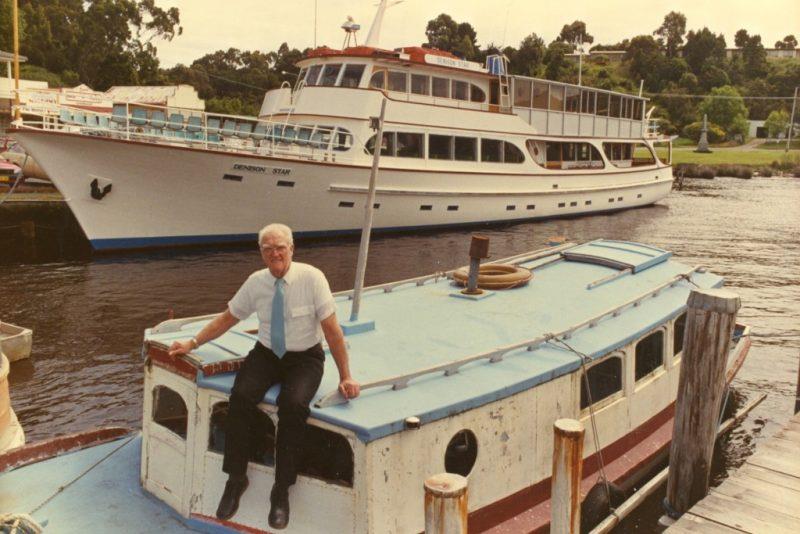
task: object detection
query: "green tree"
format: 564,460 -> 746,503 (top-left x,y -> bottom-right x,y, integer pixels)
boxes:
654,11 -> 687,58
508,33 -> 545,76
699,85 -> 749,140
764,109 -> 789,137
774,35 -> 797,49
424,14 -> 479,60
557,21 -> 593,45
683,28 -> 726,75
544,41 -> 574,81
734,30 -> 768,79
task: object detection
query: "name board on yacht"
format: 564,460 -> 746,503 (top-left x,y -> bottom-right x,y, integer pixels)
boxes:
424,54 -> 487,73
233,163 -> 291,176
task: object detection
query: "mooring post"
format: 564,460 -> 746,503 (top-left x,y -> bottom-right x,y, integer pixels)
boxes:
795,352 -> 800,415
551,418 -> 585,534
663,288 -> 740,521
424,473 -> 468,534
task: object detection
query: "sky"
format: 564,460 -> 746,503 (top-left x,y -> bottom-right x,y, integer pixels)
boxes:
152,0 -> 800,67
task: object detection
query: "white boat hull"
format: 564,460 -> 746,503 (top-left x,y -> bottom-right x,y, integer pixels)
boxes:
16,130 -> 673,250
0,353 -> 26,453
0,323 -> 32,363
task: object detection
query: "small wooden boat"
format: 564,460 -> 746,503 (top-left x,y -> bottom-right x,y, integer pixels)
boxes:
0,239 -> 752,533
0,352 -> 26,453
0,322 -> 33,363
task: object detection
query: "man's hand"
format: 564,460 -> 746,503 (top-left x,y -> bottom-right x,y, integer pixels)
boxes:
168,339 -> 195,357
338,377 -> 361,400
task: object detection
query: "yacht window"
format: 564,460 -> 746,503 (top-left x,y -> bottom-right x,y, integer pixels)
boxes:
333,128 -> 353,151
533,82 -> 548,109
549,84 -> 565,111
388,71 -> 407,92
609,95 -> 621,118
514,79 -> 532,107
452,80 -> 469,101
396,132 -> 424,158
319,64 -> 342,86
369,69 -> 386,90
565,86 -> 580,113
365,132 -> 396,156
504,142 -> 525,163
581,356 -> 622,409
411,74 -> 430,95
673,313 -> 687,356
632,143 -> 656,165
296,126 -> 313,145
340,64 -> 365,88
597,93 -> 609,116
636,330 -> 664,381
546,142 -> 562,165
429,134 -> 453,160
481,138 -> 503,162
470,84 -> 486,103
581,90 -> 595,114
432,77 -> 450,98
633,99 -> 643,120
152,386 -> 187,439
310,126 -> 333,149
208,401 -> 275,466
454,137 -> 477,161
295,68 -> 308,90
306,65 -> 322,86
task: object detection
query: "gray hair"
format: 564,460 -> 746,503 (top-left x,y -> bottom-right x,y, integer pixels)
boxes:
258,223 -> 294,246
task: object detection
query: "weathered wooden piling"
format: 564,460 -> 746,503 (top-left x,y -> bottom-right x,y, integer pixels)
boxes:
424,473 -> 468,534
664,288 -> 740,518
551,418 -> 585,534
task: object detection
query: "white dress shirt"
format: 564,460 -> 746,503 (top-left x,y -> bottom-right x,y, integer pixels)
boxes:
228,262 -> 336,352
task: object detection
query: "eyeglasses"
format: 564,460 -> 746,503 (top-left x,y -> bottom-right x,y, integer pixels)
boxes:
260,244 -> 290,254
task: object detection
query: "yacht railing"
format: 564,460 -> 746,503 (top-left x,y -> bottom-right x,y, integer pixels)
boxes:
16,99 -> 368,165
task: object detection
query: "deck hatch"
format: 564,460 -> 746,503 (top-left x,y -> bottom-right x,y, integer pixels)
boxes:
562,240 -> 671,273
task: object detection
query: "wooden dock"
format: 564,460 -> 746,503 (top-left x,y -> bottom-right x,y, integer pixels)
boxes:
667,411 -> 800,533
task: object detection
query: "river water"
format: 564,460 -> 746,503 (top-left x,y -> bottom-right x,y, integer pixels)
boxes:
3,176 -> 799,529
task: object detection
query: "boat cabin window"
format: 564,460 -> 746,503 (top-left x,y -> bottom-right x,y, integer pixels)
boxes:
541,141 -> 604,169
514,79 -> 532,107
305,65 -> 322,86
340,64 -> 365,88
470,84 -> 486,103
480,138 -> 525,164
411,74 -> 430,95
581,356 -> 623,409
388,70 -> 407,92
504,142 -> 525,163
397,132 -> 425,158
445,429 -> 478,477
673,313 -> 687,356
532,82 -> 548,109
432,76 -> 450,98
609,95 -> 621,118
452,80 -> 469,101
581,90 -> 595,114
455,137 -> 477,161
635,330 -> 665,381
597,93 -> 609,116
429,134 -> 452,160
549,84 -> 565,112
300,425 -> 354,487
310,126 -> 333,149
295,68 -> 308,91
369,69 -> 386,90
152,386 -> 188,439
319,64 -> 342,86
565,87 -> 580,113
603,142 -> 655,167
633,99 -> 643,120
208,401 -> 275,466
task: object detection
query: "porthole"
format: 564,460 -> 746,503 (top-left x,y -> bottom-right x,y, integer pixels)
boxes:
506,205 -> 516,211
558,202 -> 566,208
444,429 -> 478,476
527,204 -> 536,210
570,201 -> 577,207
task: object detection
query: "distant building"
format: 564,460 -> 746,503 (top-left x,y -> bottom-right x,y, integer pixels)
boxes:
566,50 -> 626,63
725,47 -> 800,60
0,51 -> 48,116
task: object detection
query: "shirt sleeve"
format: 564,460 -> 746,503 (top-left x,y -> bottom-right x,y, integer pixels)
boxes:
312,269 -> 337,320
228,274 -> 257,320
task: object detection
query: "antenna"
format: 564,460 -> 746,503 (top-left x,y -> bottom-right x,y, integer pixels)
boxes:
342,15 -> 361,48
364,0 -> 403,48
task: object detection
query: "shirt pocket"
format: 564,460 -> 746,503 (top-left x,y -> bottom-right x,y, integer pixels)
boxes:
290,305 -> 315,319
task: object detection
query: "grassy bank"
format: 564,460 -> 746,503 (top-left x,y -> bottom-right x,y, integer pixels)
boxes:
656,147 -> 800,166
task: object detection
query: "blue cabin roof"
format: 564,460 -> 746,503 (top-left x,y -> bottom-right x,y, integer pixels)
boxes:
145,240 -> 723,443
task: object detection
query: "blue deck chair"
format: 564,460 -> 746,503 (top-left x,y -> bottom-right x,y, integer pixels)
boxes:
206,117 -> 221,143
186,116 -> 203,140
98,115 -> 110,130
72,111 -> 87,126
221,119 -> 236,137
111,104 -> 127,127
166,113 -> 185,138
59,108 -> 73,125
131,108 -> 148,126
150,110 -> 166,131
235,123 -> 253,139
252,123 -> 268,142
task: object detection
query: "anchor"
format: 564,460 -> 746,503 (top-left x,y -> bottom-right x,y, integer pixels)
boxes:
90,178 -> 112,200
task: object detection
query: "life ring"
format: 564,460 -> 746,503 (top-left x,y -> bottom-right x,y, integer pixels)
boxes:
452,264 -> 532,289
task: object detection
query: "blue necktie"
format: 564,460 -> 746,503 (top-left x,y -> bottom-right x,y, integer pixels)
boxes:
271,278 -> 286,357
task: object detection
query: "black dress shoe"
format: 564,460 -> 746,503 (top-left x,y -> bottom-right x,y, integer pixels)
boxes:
268,487 -> 290,529
216,475 -> 249,520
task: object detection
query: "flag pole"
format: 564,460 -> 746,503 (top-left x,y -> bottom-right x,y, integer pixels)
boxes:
12,0 -> 21,122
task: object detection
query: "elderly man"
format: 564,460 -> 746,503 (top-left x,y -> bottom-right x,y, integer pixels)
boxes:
169,223 -> 360,529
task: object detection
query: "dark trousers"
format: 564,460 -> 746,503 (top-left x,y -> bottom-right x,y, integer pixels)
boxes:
222,341 -> 324,490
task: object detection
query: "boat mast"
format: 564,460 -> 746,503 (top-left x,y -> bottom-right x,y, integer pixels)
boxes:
364,0 -> 403,48
12,0 -> 20,122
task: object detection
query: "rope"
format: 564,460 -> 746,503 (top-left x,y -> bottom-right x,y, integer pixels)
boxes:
549,337 -> 613,509
28,434 -> 136,516
0,514 -> 43,534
